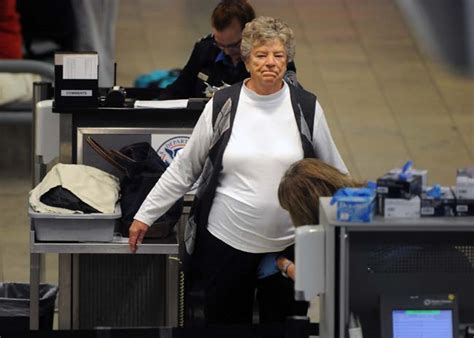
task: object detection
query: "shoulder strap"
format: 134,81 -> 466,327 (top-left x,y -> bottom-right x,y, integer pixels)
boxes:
211,81 -> 243,127
288,83 -> 317,158
288,83 -> 316,140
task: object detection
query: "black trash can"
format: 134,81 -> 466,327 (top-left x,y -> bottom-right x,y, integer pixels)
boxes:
0,283 -> 58,331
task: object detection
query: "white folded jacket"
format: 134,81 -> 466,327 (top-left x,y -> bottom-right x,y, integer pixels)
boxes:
29,163 -> 120,214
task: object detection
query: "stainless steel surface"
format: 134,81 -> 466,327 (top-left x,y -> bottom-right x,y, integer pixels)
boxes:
72,255 -> 79,330
344,232 -> 350,336
58,254 -> 72,329
77,127 -> 194,165
320,205 -> 335,338
31,231 -> 178,254
32,83 -> 54,185
166,255 -> 180,327
338,228 -> 346,338
33,155 -> 47,187
321,198 -> 474,229
29,253 -> 40,330
29,84 -> 55,331
59,113 -> 72,165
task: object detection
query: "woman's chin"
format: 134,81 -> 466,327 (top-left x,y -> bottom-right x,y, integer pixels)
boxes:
262,76 -> 280,85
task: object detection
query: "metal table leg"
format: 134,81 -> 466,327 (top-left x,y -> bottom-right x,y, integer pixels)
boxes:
339,227 -> 348,338
165,254 -> 179,327
72,254 -> 80,329
29,252 -> 40,330
58,254 -> 72,329
321,224 -> 336,338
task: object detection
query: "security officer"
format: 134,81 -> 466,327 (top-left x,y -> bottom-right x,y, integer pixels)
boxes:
159,0 -> 297,100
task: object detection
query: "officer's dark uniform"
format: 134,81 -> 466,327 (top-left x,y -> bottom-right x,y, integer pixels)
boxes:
159,34 -> 297,100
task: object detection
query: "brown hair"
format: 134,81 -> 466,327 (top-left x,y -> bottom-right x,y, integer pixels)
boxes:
211,0 -> 256,31
278,158 -> 364,226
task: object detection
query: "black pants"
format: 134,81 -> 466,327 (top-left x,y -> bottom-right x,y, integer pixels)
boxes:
184,229 -> 308,326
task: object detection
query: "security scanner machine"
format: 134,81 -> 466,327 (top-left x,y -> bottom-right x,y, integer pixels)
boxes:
29,83 -> 204,329
296,197 -> 474,338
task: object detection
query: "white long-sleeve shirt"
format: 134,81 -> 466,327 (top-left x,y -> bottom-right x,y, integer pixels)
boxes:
135,81 -> 347,252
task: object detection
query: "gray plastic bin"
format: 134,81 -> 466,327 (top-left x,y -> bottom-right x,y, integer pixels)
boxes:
0,283 -> 58,331
29,205 -> 121,242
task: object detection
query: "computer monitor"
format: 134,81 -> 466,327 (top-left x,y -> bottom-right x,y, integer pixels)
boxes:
381,294 -> 459,338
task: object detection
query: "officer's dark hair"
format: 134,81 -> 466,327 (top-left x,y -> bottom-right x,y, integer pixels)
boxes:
211,0 -> 256,31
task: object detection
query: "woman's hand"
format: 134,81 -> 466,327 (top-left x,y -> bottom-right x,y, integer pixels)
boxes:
128,219 -> 149,253
276,256 -> 295,281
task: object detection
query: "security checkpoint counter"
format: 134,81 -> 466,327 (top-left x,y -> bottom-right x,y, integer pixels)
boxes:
30,99 -> 203,330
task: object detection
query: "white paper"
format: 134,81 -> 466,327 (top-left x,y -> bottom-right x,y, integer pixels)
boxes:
134,99 -> 189,109
63,54 -> 98,80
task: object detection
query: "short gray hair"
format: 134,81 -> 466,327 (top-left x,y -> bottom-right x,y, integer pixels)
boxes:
240,16 -> 296,63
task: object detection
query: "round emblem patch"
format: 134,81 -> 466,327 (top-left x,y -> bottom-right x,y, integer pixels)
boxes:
156,136 -> 190,165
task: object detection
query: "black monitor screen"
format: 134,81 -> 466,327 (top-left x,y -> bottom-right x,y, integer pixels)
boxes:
392,309 -> 453,338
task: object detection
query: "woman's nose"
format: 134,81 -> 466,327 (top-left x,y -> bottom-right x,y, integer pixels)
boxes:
265,54 -> 276,65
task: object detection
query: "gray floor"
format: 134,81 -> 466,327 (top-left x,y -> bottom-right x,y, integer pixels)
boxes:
0,0 -> 472,323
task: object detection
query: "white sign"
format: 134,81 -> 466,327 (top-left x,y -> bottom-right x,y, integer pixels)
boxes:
63,54 -> 98,80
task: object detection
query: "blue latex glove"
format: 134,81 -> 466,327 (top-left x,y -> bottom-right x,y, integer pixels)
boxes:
257,253 -> 279,279
330,185 -> 376,205
399,160 -> 413,181
426,184 -> 442,198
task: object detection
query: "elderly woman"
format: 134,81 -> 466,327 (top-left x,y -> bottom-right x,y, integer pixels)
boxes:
129,16 -> 347,325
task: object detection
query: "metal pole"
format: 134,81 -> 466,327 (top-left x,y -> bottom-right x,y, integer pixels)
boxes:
29,251 -> 40,330
30,82 -> 52,330
32,82 -> 53,186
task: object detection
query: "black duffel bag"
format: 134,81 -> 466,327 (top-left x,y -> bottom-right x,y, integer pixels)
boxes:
86,136 -> 183,238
